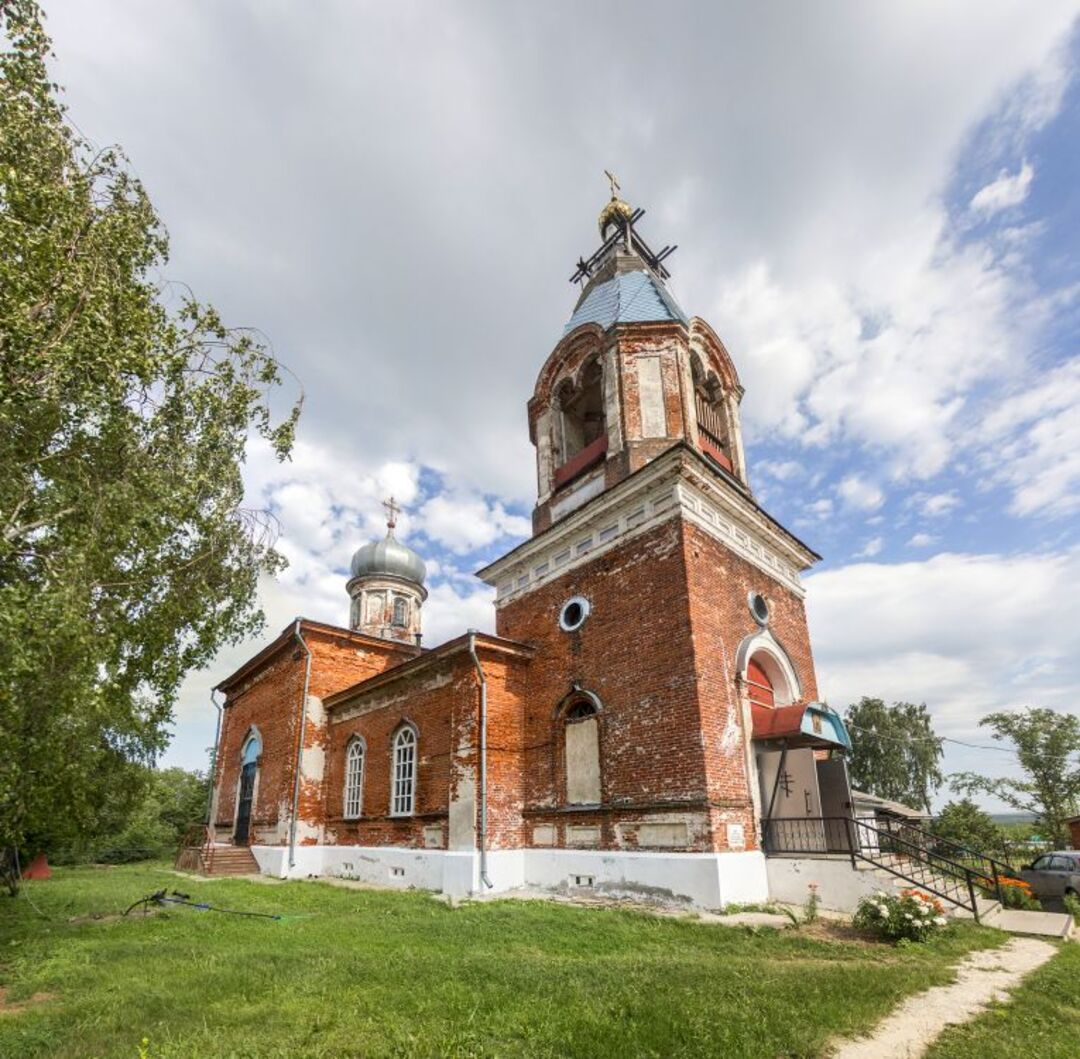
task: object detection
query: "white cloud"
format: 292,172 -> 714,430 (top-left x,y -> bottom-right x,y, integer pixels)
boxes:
45,1 -> 1079,771
758,459 -> 803,481
918,492 -> 962,518
855,537 -> 884,558
976,356 -> 1080,517
807,548 -> 1080,739
418,493 -> 531,555
907,532 -> 937,547
970,161 -> 1035,216
837,475 -> 885,512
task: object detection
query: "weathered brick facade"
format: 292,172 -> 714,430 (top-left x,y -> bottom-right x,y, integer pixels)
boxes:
207,196 -> 838,907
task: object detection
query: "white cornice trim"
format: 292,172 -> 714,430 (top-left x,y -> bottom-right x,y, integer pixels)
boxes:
479,449 -> 814,605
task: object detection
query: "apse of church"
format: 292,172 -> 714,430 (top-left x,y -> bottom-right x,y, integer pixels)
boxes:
205,180 -> 844,910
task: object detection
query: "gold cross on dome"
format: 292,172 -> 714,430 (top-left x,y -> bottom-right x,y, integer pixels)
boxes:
382,496 -> 401,531
604,169 -> 620,199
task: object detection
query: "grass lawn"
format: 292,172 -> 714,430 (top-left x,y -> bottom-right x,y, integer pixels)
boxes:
0,862 -> 1006,1059
925,939 -> 1080,1059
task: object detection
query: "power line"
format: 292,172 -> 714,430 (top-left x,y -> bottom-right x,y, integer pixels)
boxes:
843,719 -> 1080,765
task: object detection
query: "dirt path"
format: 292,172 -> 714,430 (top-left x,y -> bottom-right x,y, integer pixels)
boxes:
830,936 -> 1058,1059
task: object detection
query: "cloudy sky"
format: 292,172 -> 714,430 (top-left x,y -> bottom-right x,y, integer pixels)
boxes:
41,1 -> 1080,809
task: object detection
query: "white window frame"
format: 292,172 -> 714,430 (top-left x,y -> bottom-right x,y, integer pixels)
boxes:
343,738 -> 365,819
391,726 -> 417,816
392,596 -> 408,627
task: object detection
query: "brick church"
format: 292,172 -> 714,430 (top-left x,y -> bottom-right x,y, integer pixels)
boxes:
206,186 -> 853,908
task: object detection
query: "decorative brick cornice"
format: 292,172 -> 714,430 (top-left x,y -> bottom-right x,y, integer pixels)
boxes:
478,445 -> 818,605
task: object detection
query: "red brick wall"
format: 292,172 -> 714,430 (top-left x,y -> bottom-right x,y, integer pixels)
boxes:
682,520 -> 820,850
213,624 -> 412,844
321,646 -> 532,852
323,653 -> 468,848
214,645 -> 304,843
495,519 -> 714,850
492,513 -> 820,854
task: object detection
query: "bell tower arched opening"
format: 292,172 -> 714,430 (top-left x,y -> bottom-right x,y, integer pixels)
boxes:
691,352 -> 735,474
556,356 -> 606,465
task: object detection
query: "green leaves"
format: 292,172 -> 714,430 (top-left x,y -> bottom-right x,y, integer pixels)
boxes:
0,0 -> 301,856
951,708 -> 1080,847
844,697 -> 944,814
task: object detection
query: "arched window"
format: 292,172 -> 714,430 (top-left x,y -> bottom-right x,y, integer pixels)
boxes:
344,739 -> 365,819
391,727 -> 417,816
392,596 -> 408,628
241,731 -> 261,765
564,699 -> 601,805
691,353 -> 733,472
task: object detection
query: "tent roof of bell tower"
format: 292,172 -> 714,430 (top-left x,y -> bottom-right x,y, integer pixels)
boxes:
564,269 -> 687,334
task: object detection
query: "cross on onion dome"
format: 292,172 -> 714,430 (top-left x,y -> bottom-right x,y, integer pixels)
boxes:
382,496 -> 401,532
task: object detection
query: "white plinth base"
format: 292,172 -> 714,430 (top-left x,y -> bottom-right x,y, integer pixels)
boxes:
250,844 -> 769,910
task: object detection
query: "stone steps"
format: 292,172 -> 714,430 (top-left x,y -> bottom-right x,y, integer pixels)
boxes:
177,846 -> 261,876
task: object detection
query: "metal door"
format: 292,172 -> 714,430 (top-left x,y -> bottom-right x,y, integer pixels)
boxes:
234,761 -> 256,844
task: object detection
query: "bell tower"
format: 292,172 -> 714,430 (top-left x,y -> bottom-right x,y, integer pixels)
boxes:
528,182 -> 748,533
478,182 -> 829,874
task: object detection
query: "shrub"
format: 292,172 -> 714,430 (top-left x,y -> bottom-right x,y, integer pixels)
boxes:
992,876 -> 1042,911
853,889 -> 950,943
803,883 -> 820,924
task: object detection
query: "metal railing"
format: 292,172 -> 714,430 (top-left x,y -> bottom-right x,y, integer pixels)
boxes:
175,823 -> 215,873
761,815 -> 1018,921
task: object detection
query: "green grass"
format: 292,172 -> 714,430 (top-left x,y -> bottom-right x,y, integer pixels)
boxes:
925,940 -> 1080,1059
0,862 -> 1006,1059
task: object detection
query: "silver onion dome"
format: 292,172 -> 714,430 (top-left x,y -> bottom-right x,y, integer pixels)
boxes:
349,530 -> 427,586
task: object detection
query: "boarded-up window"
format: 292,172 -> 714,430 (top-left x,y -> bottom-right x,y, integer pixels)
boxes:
747,657 -> 775,708
565,703 -> 601,804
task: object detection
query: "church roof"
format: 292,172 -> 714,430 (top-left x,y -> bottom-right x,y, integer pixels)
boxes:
564,270 -> 688,334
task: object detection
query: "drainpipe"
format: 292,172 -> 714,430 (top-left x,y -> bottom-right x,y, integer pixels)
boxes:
288,618 -> 313,872
205,688 -> 224,835
467,630 -> 493,889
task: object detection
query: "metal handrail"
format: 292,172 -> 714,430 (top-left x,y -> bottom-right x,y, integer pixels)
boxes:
175,823 -> 213,872
761,815 -> 1002,921
874,817 -> 1017,884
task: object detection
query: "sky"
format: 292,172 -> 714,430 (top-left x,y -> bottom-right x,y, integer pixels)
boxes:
38,1 -> 1080,811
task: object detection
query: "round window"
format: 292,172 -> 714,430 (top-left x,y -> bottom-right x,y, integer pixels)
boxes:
558,596 -> 591,632
748,592 -> 770,627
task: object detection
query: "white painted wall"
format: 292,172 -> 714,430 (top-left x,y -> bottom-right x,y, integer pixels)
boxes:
252,844 -> 770,909
766,855 -> 892,911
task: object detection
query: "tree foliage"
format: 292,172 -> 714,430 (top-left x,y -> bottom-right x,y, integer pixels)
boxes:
931,798 -> 1002,853
0,0 -> 300,866
952,707 -> 1080,848
844,697 -> 944,814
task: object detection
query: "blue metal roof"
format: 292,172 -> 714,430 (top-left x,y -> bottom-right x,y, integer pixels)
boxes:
564,270 -> 688,334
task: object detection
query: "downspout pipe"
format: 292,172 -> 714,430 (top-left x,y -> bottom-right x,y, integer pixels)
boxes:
467,629 -> 493,889
288,618 -> 313,872
205,688 -> 224,835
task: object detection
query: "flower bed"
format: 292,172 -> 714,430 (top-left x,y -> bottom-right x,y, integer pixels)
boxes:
853,889 -> 950,943
989,875 -> 1041,910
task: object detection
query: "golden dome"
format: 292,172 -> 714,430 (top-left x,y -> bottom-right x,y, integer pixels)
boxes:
598,196 -> 633,235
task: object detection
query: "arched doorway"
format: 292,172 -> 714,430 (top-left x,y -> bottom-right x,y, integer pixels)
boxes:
234,731 -> 261,845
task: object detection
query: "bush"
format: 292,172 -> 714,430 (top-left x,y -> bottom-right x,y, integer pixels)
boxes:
853,889 -> 950,943
992,876 -> 1042,910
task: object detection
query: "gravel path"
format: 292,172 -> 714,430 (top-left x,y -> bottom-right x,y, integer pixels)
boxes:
830,936 -> 1058,1059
